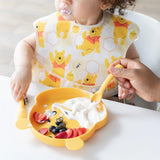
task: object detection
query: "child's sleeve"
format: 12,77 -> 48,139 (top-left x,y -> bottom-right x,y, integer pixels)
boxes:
33,12 -> 58,33
32,12 -> 58,48
128,21 -> 140,42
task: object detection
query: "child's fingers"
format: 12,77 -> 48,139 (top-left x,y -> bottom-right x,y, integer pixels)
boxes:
10,82 -> 15,93
10,77 -> 17,91
13,84 -> 25,102
13,86 -> 21,101
23,85 -> 29,97
15,86 -> 26,102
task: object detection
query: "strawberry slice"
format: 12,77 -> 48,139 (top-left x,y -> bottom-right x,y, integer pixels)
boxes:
76,127 -> 83,136
66,129 -> 73,138
33,112 -> 48,124
39,128 -> 48,135
55,131 -> 67,139
81,127 -> 87,134
72,128 -> 78,138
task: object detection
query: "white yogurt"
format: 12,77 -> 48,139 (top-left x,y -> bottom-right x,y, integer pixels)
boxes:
52,97 -> 106,129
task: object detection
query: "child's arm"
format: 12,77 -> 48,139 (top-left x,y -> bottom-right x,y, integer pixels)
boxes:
118,43 -> 140,100
10,33 -> 36,101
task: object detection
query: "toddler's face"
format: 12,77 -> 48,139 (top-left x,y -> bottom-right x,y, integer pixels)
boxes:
55,0 -> 107,23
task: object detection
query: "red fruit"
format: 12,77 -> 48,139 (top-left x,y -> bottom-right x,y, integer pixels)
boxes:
66,129 -> 73,138
39,128 -> 48,135
81,127 -> 87,134
33,112 -> 48,124
55,131 -> 67,139
72,128 -> 78,137
76,127 -> 83,136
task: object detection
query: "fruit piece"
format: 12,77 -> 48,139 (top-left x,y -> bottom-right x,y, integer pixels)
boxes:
52,128 -> 59,134
49,125 -> 56,132
59,127 -> 67,133
72,128 -> 78,137
77,127 -> 83,136
56,117 -> 63,123
81,127 -> 87,134
66,129 -> 73,138
58,122 -> 66,128
76,127 -> 87,136
33,112 -> 48,124
55,121 -> 61,125
56,118 -> 65,125
39,128 -> 48,135
55,131 -> 67,139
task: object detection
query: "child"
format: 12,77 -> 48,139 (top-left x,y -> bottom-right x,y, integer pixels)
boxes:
10,0 -> 140,102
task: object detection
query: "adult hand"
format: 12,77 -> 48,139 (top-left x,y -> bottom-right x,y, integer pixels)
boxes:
108,58 -> 160,102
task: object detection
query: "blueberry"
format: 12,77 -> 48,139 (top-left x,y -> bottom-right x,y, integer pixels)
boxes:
52,128 -> 59,134
58,122 -> 66,128
47,119 -> 51,122
55,121 -> 61,125
56,117 -> 63,123
49,125 -> 56,132
59,127 -> 67,133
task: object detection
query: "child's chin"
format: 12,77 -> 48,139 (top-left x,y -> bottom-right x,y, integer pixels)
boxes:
62,15 -> 75,21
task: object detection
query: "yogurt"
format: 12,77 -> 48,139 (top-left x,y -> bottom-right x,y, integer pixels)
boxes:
52,97 -> 106,129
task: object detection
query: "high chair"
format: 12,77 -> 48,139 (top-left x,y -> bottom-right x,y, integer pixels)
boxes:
124,10 -> 160,110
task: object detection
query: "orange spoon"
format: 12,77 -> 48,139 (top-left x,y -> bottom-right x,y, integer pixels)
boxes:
91,64 -> 123,102
15,99 -> 30,130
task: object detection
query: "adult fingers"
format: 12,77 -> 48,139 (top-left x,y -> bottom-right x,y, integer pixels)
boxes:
126,93 -> 136,101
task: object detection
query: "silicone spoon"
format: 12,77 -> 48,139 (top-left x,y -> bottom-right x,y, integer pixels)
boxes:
91,64 -> 123,102
15,99 -> 30,130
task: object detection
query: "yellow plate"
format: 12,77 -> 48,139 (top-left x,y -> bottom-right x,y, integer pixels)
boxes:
28,88 -> 107,150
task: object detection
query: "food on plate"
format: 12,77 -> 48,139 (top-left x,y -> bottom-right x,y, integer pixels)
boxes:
52,97 -> 106,129
33,112 -> 48,124
33,97 -> 105,139
55,127 -> 87,139
39,128 -> 48,135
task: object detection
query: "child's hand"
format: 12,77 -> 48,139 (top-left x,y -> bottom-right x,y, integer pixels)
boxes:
117,77 -> 135,101
10,67 -> 32,102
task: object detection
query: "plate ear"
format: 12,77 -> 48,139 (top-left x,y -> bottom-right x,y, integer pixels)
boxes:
65,138 -> 84,151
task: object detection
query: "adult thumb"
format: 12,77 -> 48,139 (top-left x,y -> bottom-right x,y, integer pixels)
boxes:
110,67 -> 134,80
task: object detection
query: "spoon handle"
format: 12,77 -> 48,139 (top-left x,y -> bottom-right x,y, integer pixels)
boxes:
96,64 -> 124,101
17,99 -> 27,119
97,74 -> 114,98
